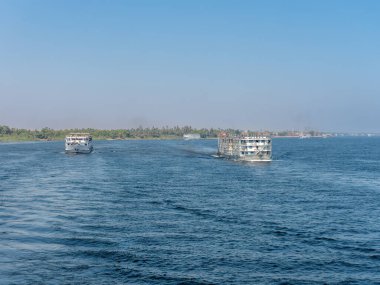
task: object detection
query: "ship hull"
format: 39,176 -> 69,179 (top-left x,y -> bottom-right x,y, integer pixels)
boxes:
65,144 -> 93,154
218,154 -> 271,162
238,157 -> 271,162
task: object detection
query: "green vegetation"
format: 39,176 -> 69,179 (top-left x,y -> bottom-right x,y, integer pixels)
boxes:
0,125 -> 222,141
0,125 -> 329,142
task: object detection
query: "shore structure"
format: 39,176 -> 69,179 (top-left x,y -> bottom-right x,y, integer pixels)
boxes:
183,133 -> 201,140
217,132 -> 272,162
65,133 -> 93,154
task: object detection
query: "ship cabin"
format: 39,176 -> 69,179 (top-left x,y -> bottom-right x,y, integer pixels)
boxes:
239,137 -> 271,158
65,133 -> 92,145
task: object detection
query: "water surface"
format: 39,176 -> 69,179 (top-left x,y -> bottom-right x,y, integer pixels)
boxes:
1,138 -> 380,284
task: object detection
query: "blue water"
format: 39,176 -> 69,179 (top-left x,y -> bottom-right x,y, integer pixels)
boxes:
1,138 -> 380,284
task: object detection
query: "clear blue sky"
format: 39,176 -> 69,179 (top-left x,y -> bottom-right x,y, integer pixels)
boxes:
1,0 -> 379,132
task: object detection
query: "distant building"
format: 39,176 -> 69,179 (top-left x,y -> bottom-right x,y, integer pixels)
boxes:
183,133 -> 201,140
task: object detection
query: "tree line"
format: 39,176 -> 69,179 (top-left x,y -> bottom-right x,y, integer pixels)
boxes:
0,125 -> 326,141
0,125 -> 225,141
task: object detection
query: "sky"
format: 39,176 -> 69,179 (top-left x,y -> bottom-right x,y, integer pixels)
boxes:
0,0 -> 379,132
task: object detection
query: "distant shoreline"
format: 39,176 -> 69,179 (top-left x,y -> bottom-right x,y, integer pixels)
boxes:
0,137 -> 219,143
1,125 -> 377,143
0,135 -> 380,143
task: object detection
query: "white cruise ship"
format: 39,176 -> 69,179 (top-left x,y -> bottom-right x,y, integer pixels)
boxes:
217,133 -> 272,162
65,133 -> 93,154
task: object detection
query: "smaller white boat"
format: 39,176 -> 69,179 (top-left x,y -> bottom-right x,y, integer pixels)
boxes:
65,133 -> 93,154
299,134 -> 311,139
183,133 -> 201,140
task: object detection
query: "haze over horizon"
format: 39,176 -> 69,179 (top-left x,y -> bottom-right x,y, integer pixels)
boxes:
1,0 -> 379,133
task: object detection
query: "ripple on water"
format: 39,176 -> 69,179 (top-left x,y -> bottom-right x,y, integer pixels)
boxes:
1,138 -> 380,284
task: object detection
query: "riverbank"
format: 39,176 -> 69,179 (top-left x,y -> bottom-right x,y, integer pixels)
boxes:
0,135 -> 219,143
0,125 -> 345,142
